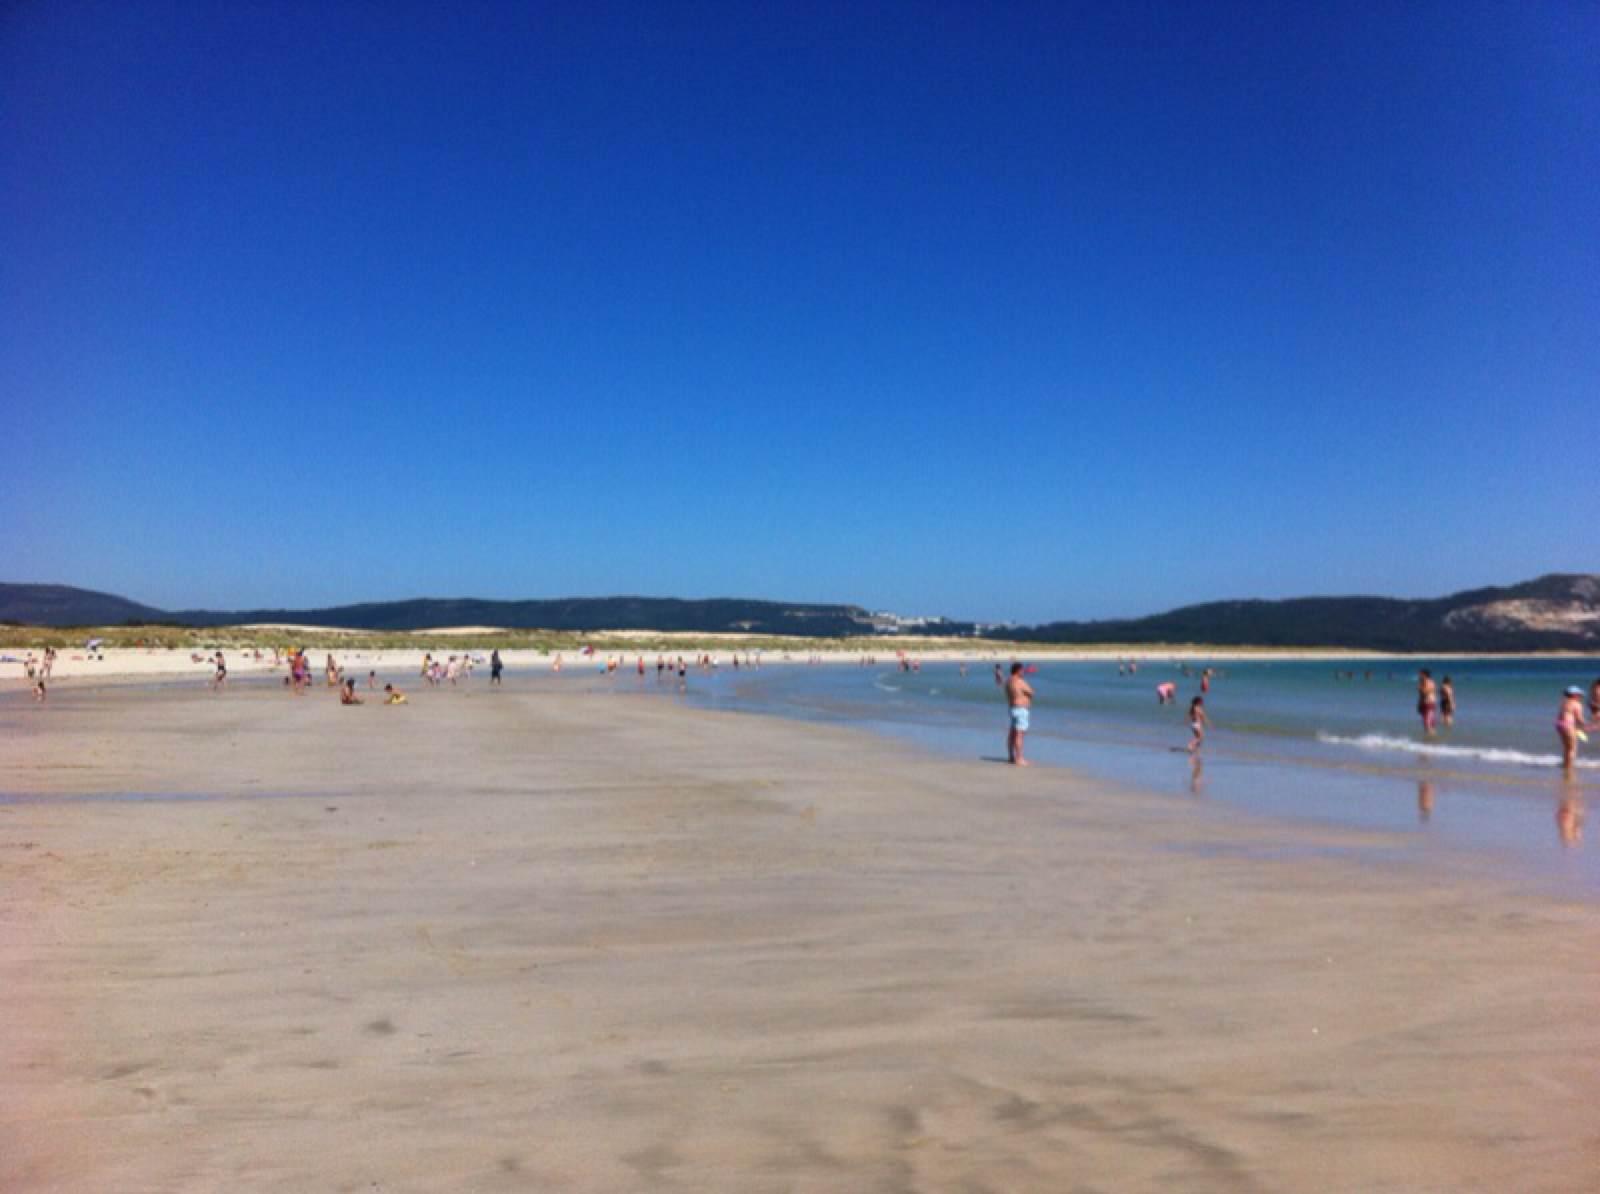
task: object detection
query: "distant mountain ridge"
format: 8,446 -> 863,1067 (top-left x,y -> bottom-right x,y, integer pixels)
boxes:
0,584 -> 875,637
2,575 -> 1598,650
1005,574 -> 1600,652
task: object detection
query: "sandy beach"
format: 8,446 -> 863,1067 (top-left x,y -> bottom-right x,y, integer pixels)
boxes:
4,679 -> 1599,1191
0,641 -> 1517,690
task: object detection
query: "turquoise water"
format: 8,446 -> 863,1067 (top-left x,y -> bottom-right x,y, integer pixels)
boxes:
667,657 -> 1600,891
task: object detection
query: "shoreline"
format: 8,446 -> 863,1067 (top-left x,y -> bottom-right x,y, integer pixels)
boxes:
6,643 -> 1598,685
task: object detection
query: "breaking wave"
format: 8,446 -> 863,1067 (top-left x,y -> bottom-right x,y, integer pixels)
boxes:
1317,732 -> 1598,771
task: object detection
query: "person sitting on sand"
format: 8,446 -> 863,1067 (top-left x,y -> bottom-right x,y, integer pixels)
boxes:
1556,686 -> 1590,774
340,677 -> 363,706
383,683 -> 407,705
1187,696 -> 1209,754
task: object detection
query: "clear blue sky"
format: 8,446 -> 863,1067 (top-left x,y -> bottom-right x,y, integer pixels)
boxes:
3,2 -> 1596,623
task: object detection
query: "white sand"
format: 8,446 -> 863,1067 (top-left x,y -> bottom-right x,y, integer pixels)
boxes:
2,641 -> 1459,686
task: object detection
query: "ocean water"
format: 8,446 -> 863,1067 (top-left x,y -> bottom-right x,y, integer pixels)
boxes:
663,656 -> 1600,892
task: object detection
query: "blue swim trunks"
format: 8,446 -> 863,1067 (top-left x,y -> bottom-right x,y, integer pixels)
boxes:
1009,706 -> 1030,731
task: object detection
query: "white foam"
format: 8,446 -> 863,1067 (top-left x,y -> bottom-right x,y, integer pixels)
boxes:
1317,732 -> 1599,771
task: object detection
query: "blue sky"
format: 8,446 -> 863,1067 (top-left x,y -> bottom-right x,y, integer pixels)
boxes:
3,2 -> 1596,623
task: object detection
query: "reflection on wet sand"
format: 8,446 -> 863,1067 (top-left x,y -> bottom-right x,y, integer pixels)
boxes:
1417,779 -> 1436,824
1557,787 -> 1584,848
1189,754 -> 1205,795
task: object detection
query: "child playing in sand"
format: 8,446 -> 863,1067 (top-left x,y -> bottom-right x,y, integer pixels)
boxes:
382,684 -> 407,705
1187,696 -> 1208,754
340,678 -> 363,706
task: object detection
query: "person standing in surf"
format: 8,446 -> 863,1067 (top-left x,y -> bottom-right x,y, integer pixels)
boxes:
1186,695 -> 1209,754
1417,670 -> 1438,736
1440,676 -> 1456,727
1004,662 -> 1034,766
1556,686 -> 1590,775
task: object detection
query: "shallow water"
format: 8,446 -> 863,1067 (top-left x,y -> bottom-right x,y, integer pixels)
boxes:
660,657 -> 1600,894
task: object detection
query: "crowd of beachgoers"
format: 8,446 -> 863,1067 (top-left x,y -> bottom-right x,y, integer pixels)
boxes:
10,639 -> 1600,780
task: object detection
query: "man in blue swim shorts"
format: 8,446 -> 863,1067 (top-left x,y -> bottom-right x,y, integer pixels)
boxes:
1004,662 -> 1034,766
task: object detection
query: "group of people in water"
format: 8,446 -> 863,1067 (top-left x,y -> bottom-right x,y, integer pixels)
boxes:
1000,659 -> 1214,767
1418,669 -> 1600,773
999,660 -> 1600,776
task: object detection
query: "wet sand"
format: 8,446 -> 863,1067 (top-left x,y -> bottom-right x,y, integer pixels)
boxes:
3,681 -> 1599,1191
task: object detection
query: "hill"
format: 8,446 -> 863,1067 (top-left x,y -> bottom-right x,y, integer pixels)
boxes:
1003,574 -> 1600,652
4,576 -> 1599,651
0,585 -> 875,637
0,583 -> 166,628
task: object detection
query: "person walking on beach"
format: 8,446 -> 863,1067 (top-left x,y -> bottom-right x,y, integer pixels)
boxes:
1417,670 -> 1438,735
1004,663 -> 1033,766
1440,676 -> 1456,727
1556,686 -> 1591,774
211,650 -> 227,691
490,650 -> 503,686
1187,695 -> 1209,754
